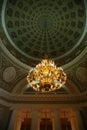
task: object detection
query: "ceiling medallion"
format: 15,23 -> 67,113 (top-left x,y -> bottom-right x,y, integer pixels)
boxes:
27,55 -> 67,92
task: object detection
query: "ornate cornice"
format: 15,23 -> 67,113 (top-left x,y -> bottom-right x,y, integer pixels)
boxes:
0,88 -> 87,107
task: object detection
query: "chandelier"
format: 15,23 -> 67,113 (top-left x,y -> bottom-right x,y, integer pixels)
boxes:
27,56 -> 67,92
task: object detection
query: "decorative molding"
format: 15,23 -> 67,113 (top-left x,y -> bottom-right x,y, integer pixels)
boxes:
0,88 -> 87,107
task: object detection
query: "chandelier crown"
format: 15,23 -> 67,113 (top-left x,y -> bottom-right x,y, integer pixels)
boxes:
44,54 -> 48,59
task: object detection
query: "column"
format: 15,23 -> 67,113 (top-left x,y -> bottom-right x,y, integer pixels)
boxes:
70,116 -> 78,130
15,116 -> 23,130
31,109 -> 38,130
8,108 -> 18,130
53,110 -> 62,130
74,110 -> 85,130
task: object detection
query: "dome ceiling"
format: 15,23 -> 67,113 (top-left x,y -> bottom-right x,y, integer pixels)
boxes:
0,0 -> 87,98
1,0 -> 86,66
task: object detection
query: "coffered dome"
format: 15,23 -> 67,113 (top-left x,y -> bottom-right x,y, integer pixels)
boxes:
1,0 -> 86,66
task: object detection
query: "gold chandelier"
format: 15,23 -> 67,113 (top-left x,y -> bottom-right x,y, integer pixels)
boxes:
27,56 -> 67,92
